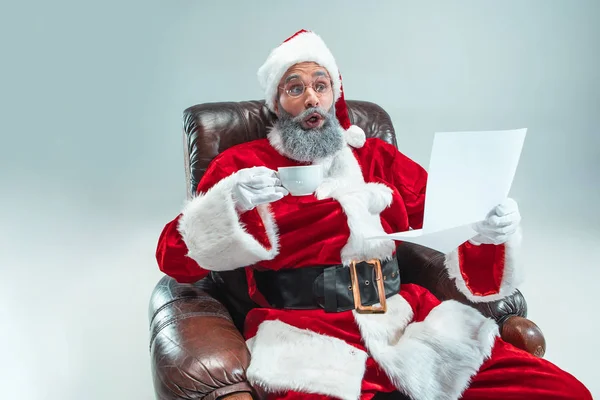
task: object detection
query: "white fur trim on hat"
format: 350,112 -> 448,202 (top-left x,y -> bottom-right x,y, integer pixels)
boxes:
344,125 -> 366,148
258,31 -> 342,112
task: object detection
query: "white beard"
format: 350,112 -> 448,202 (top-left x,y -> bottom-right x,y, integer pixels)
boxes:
269,106 -> 344,162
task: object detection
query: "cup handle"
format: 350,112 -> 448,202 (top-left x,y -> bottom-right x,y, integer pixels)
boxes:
274,170 -> 284,187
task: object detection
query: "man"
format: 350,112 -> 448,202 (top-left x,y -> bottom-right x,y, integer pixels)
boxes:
156,30 -> 591,400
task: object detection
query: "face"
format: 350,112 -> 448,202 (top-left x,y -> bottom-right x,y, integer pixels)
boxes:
275,62 -> 334,128
269,63 -> 343,162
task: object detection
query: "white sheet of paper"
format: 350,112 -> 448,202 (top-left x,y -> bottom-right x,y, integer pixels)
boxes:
368,128 -> 527,253
422,128 -> 527,232
376,224 -> 479,254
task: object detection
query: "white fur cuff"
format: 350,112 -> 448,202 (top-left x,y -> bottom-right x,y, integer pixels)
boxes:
445,226 -> 524,303
246,320 -> 368,400
177,174 -> 279,271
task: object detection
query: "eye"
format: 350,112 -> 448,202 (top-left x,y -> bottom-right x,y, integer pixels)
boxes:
288,84 -> 304,96
315,79 -> 330,93
284,79 -> 305,96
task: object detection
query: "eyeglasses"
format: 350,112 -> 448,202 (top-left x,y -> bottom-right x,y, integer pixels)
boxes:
279,76 -> 332,98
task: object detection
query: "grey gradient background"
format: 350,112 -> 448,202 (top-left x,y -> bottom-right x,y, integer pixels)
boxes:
1,1 -> 598,399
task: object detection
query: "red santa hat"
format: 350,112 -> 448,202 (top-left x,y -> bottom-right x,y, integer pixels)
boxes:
257,29 -> 366,148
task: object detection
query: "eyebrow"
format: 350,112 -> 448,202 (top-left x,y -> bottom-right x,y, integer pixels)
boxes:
284,74 -> 300,83
284,70 -> 328,83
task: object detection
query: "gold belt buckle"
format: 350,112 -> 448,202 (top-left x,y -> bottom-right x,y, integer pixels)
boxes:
349,259 -> 387,314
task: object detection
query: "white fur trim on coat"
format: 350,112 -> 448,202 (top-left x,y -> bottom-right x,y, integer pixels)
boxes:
258,30 -> 342,112
353,294 -> 415,345
314,146 -> 396,264
177,173 -> 279,271
444,226 -> 524,303
246,320 -> 367,400
356,298 -> 499,400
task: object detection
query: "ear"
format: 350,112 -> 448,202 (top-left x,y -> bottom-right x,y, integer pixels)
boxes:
274,96 -> 281,116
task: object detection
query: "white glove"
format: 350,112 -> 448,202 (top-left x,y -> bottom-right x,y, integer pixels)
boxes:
470,198 -> 521,245
231,166 -> 289,212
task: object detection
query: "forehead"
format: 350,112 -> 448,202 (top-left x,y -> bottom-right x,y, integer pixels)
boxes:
282,62 -> 330,80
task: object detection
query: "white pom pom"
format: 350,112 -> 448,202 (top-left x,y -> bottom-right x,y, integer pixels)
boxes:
344,125 -> 366,148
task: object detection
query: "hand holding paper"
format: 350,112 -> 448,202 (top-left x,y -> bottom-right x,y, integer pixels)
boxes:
470,198 -> 522,246
368,128 -> 527,254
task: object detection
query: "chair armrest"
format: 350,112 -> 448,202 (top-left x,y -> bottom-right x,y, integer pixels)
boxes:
501,316 -> 546,357
149,275 -> 255,400
395,242 -> 546,357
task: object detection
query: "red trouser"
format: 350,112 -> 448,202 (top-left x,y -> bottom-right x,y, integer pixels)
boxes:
244,283 -> 592,400
267,337 -> 591,400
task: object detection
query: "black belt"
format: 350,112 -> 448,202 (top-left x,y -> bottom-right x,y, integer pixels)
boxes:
254,258 -> 400,313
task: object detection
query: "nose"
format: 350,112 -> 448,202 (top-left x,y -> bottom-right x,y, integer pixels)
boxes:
303,87 -> 320,109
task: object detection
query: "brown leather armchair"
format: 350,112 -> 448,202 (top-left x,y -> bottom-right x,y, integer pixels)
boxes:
148,100 -> 546,400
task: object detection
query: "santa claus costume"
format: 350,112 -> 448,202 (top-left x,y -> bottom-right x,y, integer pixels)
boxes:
156,30 -> 591,400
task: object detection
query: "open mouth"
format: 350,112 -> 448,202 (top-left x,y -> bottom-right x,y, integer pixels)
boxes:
302,112 -> 324,129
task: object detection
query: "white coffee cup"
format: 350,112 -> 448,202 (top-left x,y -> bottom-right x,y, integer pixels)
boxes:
277,165 -> 323,196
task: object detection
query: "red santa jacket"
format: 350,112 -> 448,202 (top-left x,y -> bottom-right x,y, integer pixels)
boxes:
155,133 -> 525,399
156,134 -> 522,304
